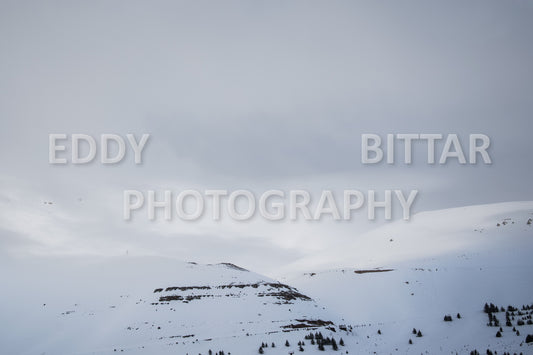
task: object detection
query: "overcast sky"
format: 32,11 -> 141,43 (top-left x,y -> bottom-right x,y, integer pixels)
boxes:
1,0 -> 532,275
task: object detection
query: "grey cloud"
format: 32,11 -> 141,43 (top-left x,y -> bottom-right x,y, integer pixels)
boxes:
0,0 -> 532,273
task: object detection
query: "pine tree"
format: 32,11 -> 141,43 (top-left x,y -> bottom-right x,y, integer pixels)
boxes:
339,338 -> 344,346
409,339 -> 413,345
417,330 -> 423,337
258,347 -> 264,354
285,340 -> 290,347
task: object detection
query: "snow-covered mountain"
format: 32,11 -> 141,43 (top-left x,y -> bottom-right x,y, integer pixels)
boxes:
287,202 -> 533,354
0,256 -> 343,354
1,201 -> 533,354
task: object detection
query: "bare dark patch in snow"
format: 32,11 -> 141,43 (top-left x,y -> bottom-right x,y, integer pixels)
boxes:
354,269 -> 394,274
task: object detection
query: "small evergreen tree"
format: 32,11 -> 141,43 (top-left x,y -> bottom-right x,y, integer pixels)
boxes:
258,346 -> 264,354
409,339 -> 413,345
285,340 -> 290,347
339,338 -> 344,346
417,330 -> 423,337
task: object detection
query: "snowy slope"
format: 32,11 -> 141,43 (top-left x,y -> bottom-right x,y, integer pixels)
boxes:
1,201 -> 532,354
288,202 -> 533,354
0,256 -> 343,354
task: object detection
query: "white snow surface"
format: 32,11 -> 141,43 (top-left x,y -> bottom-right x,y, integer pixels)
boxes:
1,201 -> 533,354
